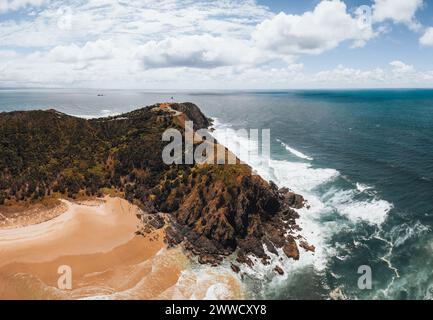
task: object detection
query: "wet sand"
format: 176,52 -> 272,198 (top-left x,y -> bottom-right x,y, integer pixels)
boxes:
0,197 -> 243,300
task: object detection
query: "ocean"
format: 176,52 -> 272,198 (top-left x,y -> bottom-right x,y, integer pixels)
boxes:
1,88 -> 432,300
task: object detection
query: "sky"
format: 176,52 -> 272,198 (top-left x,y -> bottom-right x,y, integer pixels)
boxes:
1,0 -> 433,89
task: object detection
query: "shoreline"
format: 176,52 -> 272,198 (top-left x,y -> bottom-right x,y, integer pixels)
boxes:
0,103 -> 296,300
0,196 -> 243,300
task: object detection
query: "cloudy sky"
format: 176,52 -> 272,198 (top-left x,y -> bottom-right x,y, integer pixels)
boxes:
1,0 -> 433,89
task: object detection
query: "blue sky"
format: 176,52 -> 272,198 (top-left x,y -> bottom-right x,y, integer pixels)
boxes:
258,0 -> 433,70
1,0 -> 433,89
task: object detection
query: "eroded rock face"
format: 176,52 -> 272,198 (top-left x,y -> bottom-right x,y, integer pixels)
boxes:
170,102 -> 211,130
162,164 -> 306,266
283,236 -> 300,261
165,225 -> 184,247
280,188 -> 305,209
299,240 -> 316,253
154,103 -> 309,267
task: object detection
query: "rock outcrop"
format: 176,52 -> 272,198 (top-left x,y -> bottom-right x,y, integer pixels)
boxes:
170,102 -> 211,130
154,104 -> 309,266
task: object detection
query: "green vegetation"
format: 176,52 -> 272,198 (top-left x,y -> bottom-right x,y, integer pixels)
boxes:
0,104 -> 247,212
0,107 -> 174,206
0,103 -> 302,264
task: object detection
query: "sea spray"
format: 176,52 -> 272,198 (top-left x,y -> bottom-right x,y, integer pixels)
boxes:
211,118 -> 394,299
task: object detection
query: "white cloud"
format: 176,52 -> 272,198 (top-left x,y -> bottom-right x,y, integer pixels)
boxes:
420,27 -> 433,46
0,0 -> 271,47
252,0 -> 375,56
0,0 -> 432,89
310,65 -> 387,85
293,62 -> 432,88
0,0 -> 45,13
390,60 -> 415,73
0,49 -> 19,59
372,0 -> 424,30
136,35 -> 267,69
3,47 -> 433,89
47,39 -> 115,62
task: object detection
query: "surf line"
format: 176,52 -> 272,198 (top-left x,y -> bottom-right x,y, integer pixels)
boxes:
165,304 -> 200,318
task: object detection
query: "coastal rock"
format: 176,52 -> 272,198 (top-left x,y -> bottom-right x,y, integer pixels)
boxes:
139,200 -> 158,214
236,254 -> 254,268
263,237 -> 278,255
141,213 -> 166,230
264,222 -> 287,248
286,192 -> 305,209
148,214 -> 165,229
231,263 -> 241,273
274,265 -> 285,275
283,237 -> 300,260
299,240 -> 316,253
198,254 -> 221,266
164,226 -> 183,247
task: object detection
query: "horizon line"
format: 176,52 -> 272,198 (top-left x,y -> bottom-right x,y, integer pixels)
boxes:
2,87 -> 433,91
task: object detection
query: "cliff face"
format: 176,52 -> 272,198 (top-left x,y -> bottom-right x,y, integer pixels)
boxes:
162,164 -> 307,265
0,103 -> 311,267
170,102 -> 211,129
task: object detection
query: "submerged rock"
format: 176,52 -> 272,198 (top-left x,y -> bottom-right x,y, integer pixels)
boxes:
274,265 -> 285,275
231,263 -> 241,273
299,240 -> 316,253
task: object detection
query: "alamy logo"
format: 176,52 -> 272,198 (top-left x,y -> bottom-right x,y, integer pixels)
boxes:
356,5 -> 372,29
57,265 -> 72,290
357,265 -> 372,290
162,121 -> 270,173
57,7 -> 73,31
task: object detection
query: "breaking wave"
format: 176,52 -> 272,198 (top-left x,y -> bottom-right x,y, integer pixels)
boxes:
277,139 -> 314,161
211,118 -> 395,298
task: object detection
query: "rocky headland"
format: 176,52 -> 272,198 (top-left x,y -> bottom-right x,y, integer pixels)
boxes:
0,102 -> 313,271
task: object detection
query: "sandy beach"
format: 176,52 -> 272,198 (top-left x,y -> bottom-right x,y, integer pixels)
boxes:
0,197 -> 243,300
0,199 -> 68,229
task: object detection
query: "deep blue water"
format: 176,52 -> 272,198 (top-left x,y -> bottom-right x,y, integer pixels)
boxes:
1,88 -> 433,299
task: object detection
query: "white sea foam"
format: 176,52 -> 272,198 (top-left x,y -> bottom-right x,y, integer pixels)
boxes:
356,182 -> 372,193
72,110 -> 120,119
72,114 -> 100,119
211,119 -> 394,280
204,283 -> 232,300
326,189 -> 393,226
277,138 -> 314,161
389,221 -> 431,248
212,121 -> 337,275
171,265 -> 243,300
211,124 -> 338,193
